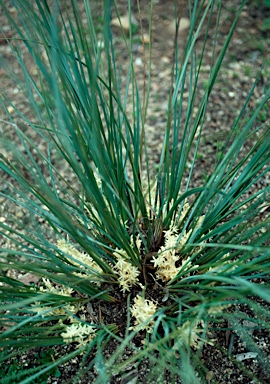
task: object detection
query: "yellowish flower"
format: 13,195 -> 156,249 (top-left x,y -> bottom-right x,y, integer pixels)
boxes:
57,239 -> 103,283
31,302 -> 53,317
174,320 -> 206,350
208,304 -> 230,315
152,248 -> 180,282
39,278 -> 74,296
151,224 -> 193,282
61,323 -> 96,347
113,249 -> 140,292
31,278 -> 79,317
130,294 -> 157,333
179,256 -> 199,273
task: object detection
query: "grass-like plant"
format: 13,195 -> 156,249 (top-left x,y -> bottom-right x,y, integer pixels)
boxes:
0,0 -> 269,382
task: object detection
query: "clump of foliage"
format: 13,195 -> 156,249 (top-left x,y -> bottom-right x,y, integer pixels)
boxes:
0,0 -> 269,382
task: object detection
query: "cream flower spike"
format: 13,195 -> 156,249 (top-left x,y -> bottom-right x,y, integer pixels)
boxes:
113,248 -> 140,292
130,294 -> 157,333
57,239 -> 103,283
173,320 -> 207,350
61,323 -> 96,347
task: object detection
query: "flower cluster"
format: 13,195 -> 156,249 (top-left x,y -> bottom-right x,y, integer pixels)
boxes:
57,239 -> 103,284
130,294 -> 157,333
32,278 -> 78,318
40,196 -> 215,347
113,248 -> 140,292
60,321 -> 96,347
151,225 -> 193,282
173,320 -> 207,350
31,278 -> 97,347
113,198 -> 204,333
40,278 -> 74,296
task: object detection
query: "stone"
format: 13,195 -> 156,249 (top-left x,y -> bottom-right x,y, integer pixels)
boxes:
111,15 -> 138,34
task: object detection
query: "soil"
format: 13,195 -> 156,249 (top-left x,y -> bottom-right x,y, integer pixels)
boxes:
0,0 -> 270,383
